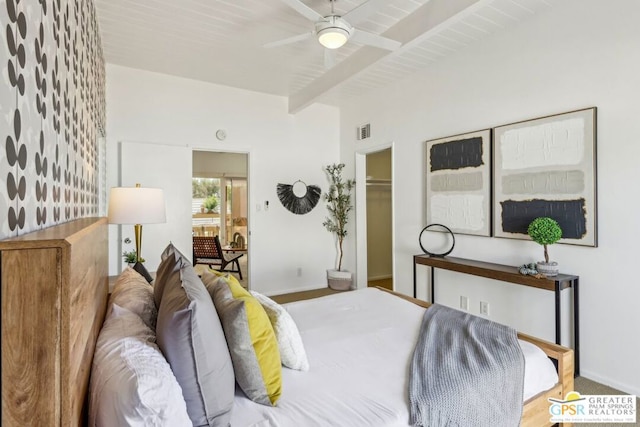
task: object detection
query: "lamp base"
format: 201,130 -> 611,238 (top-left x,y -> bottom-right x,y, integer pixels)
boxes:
133,261 -> 154,283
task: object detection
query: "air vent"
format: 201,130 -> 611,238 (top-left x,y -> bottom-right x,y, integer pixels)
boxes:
357,123 -> 371,140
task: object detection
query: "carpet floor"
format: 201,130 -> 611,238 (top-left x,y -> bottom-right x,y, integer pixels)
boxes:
573,376 -> 639,426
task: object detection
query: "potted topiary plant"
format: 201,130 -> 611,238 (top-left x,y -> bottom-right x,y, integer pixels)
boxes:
323,163 -> 355,290
527,217 -> 562,276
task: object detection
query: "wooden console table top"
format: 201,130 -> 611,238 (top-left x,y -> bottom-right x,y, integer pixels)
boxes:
413,255 -> 578,292
412,254 -> 580,376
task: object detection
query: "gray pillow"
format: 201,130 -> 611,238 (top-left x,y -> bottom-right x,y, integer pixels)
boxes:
203,271 -> 282,406
153,244 -> 178,307
155,254 -> 235,427
154,242 -> 190,307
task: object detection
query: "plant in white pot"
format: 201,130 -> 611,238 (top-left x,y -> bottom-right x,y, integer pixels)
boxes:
323,163 -> 355,290
527,217 -> 562,276
122,250 -> 144,267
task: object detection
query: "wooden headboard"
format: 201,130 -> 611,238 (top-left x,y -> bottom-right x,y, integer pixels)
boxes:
0,218 -> 109,427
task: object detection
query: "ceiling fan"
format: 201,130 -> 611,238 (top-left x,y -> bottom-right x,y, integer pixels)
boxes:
265,0 -> 402,51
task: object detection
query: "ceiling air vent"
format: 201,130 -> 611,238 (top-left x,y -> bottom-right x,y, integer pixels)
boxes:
357,123 -> 371,140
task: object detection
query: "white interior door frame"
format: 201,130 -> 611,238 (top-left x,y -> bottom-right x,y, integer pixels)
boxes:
354,142 -> 395,290
191,147 -> 251,289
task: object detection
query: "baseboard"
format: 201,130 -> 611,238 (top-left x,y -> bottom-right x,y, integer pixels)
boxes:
579,368 -> 640,397
260,284 -> 329,297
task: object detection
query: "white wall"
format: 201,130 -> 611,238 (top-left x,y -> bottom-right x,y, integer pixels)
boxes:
341,0 -> 640,395
106,64 -> 340,295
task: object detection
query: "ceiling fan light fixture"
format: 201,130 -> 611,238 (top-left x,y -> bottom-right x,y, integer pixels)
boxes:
316,17 -> 351,49
318,28 -> 348,49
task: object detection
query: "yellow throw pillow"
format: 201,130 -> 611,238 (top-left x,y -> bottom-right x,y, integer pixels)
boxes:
202,270 -> 282,406
207,269 -> 244,291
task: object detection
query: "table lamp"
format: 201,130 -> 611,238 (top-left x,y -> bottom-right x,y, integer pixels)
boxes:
108,183 -> 166,282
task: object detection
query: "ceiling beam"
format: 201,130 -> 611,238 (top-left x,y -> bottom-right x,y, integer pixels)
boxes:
288,0 -> 487,114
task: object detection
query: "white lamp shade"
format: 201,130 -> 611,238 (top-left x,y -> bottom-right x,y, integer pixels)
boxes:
108,187 -> 167,224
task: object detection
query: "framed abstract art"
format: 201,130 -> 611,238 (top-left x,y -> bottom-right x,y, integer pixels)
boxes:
425,129 -> 492,237
492,107 -> 597,247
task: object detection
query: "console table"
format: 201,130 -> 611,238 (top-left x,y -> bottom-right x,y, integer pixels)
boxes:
413,255 -> 580,375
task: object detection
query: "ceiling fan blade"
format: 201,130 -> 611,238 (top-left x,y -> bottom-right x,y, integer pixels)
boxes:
264,31 -> 314,48
350,29 -> 402,51
342,0 -> 387,26
278,0 -> 323,22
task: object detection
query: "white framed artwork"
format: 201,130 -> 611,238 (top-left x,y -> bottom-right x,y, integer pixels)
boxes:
425,129 -> 492,237
492,107 -> 597,247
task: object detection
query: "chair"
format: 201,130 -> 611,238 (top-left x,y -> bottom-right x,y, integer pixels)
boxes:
192,235 -> 244,279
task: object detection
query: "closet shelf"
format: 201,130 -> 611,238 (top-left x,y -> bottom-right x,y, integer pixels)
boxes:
366,179 -> 391,186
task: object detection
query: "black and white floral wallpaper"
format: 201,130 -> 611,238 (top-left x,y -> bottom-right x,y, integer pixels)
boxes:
0,0 -> 105,239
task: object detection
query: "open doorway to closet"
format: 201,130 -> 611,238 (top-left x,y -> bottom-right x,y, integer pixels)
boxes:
192,150 -> 249,287
365,148 -> 393,290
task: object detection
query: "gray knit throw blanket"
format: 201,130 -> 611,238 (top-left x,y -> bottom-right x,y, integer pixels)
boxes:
409,304 -> 525,427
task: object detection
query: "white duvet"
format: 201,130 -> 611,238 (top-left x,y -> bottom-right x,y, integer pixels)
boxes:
230,288 -> 558,427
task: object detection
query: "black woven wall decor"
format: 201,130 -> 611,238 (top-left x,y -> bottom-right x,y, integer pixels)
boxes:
276,181 -> 321,215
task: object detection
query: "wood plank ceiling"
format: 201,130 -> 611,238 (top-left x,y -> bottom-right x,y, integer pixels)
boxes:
95,0 -> 553,113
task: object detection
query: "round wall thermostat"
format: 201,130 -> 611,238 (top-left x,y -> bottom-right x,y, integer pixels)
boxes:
216,129 -> 227,141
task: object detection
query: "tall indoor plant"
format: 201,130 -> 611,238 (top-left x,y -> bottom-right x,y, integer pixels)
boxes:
323,163 -> 355,290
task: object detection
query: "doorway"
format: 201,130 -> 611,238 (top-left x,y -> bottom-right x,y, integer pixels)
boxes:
192,150 -> 249,287
365,148 -> 393,290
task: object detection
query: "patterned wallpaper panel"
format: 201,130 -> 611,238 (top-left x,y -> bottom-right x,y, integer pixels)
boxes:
0,0 -> 105,239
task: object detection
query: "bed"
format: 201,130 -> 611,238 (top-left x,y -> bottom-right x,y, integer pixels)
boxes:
0,218 -> 574,427
233,287 -> 575,427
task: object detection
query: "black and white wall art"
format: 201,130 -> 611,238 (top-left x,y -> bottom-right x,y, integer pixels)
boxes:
425,129 -> 492,237
0,0 -> 105,239
492,108 -> 597,247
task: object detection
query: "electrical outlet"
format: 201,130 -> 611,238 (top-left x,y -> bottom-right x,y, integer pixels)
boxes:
460,296 -> 469,311
296,267 -> 302,277
480,301 -> 490,316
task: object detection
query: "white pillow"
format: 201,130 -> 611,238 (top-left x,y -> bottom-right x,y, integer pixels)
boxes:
519,339 -> 559,401
251,291 -> 310,371
108,267 -> 157,330
89,304 -> 191,427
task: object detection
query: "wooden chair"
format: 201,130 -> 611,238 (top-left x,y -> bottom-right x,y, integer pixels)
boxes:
192,235 -> 244,279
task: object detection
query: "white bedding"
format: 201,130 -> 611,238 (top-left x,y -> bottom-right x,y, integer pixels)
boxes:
230,288 -> 558,427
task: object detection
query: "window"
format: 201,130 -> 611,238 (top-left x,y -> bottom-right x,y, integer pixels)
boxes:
192,178 -> 221,237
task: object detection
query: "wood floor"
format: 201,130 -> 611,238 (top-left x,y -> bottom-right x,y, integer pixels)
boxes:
270,277 -> 394,304
270,287 -> 342,304
368,277 -> 393,290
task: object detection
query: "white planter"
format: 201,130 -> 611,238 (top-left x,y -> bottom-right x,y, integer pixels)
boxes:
327,269 -> 354,291
536,261 -> 559,277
